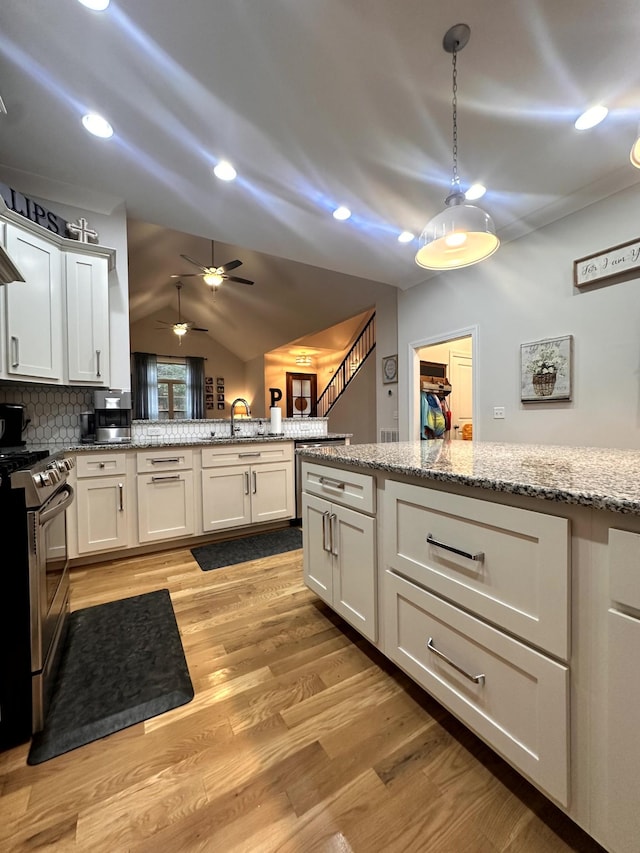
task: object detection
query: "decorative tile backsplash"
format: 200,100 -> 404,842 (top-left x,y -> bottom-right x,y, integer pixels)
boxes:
0,382 -> 330,446
0,382 -> 93,444
132,416 -> 329,444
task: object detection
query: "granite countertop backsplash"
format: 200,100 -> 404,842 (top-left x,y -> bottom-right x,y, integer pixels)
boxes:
296,440 -> 640,516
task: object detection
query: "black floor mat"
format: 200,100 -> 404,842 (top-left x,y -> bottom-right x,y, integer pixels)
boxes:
28,589 -> 193,765
191,526 -> 303,571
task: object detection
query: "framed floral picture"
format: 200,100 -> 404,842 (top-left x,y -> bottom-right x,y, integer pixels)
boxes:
521,335 -> 573,402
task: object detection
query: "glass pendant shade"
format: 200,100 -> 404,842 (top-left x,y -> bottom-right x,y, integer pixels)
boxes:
204,272 -> 223,286
631,133 -> 640,169
416,192 -> 499,270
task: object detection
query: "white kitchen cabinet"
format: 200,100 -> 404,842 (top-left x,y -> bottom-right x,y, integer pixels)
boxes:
385,570 -> 569,805
303,491 -> 377,642
136,449 -> 195,543
65,251 -> 110,385
605,528 -> 640,853
301,461 -> 377,642
383,479 -> 570,659
0,205 -> 115,385
4,224 -> 63,381
201,442 -> 294,532
75,452 -> 129,554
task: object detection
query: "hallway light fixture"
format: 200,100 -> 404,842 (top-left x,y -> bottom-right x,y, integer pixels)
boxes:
295,354 -> 312,366
415,24 -> 499,271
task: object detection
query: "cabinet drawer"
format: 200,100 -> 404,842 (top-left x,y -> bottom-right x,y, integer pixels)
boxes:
385,571 -> 569,806
76,452 -> 127,478
302,461 -> 375,515
136,448 -> 193,473
609,528 -> 640,611
202,441 -> 293,468
384,480 -> 569,659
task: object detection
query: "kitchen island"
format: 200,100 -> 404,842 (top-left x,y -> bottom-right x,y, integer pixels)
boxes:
297,440 -> 640,853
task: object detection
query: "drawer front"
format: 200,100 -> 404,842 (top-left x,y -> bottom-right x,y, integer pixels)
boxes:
302,461 -> 375,514
202,441 -> 293,468
609,528 -> 640,611
136,448 -> 193,473
385,571 -> 569,806
76,452 -> 127,478
384,480 -> 569,659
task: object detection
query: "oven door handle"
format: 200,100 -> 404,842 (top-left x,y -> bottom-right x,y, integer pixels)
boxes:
39,484 -> 75,524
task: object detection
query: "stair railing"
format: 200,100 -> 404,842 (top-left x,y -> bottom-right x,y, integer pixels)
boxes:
317,312 -> 376,417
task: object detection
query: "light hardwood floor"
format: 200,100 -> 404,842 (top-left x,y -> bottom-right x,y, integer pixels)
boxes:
0,544 -> 604,852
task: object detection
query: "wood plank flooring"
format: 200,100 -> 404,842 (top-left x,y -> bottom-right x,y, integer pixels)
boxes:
0,544 -> 605,852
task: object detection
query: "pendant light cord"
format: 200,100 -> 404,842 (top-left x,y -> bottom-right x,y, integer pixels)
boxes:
451,47 -> 460,191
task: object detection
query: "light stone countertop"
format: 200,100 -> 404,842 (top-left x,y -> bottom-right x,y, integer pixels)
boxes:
296,440 -> 640,516
47,434 -> 350,453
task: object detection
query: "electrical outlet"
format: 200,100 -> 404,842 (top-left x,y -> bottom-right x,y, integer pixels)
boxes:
493,407 -> 505,419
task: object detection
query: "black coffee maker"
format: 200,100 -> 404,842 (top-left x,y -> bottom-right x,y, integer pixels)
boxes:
0,403 -> 27,447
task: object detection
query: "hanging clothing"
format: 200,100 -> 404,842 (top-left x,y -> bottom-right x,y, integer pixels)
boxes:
421,391 -> 446,438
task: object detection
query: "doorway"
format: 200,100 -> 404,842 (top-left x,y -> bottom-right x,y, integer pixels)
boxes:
286,372 -> 317,418
409,326 -> 476,441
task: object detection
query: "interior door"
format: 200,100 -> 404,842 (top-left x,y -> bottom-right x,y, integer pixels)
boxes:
450,351 -> 473,434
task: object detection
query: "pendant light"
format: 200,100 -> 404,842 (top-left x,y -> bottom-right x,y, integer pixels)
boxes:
630,124 -> 640,169
415,24 -> 499,271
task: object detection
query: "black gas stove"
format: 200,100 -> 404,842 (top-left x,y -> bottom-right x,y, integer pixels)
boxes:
0,448 -> 49,484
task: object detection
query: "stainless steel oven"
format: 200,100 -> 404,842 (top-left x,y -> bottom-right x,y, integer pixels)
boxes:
0,451 -> 75,747
27,476 -> 74,730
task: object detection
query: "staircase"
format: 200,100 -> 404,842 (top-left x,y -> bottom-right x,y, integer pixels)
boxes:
317,312 -> 376,417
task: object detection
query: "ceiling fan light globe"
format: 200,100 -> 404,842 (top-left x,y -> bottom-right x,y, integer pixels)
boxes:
415,202 -> 499,270
173,324 -> 188,336
204,272 -> 224,286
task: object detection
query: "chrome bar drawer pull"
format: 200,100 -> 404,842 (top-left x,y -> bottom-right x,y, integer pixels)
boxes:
426,533 -> 484,562
427,637 -> 485,685
150,457 -> 180,464
322,510 -> 331,552
239,452 -> 261,458
96,349 -> 101,377
244,471 -> 250,495
330,513 -> 338,556
118,482 -> 124,511
319,476 -> 345,490
151,474 -> 180,482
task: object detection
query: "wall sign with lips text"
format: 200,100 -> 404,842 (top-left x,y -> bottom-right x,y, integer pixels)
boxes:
0,181 -> 70,237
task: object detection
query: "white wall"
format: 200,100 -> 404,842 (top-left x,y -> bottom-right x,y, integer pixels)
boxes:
328,353 -> 377,443
398,183 -> 640,450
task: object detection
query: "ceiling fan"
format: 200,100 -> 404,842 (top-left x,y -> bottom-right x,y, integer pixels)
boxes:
172,240 -> 254,288
157,283 -> 208,345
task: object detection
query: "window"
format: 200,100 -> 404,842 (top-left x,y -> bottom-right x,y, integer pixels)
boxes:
157,360 -> 187,420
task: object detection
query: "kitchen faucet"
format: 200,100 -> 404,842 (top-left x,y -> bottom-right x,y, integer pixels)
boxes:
230,398 -> 251,436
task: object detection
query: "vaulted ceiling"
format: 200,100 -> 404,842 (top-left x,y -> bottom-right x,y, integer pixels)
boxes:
1,0 -> 639,302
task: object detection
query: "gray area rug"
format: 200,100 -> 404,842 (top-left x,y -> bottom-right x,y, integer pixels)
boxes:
191,526 -> 303,571
28,589 -> 193,765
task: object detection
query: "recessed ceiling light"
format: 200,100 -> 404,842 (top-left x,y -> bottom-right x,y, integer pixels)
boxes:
333,206 -> 351,221
465,183 -> 486,201
574,105 -> 608,130
213,161 -> 237,181
77,0 -> 110,10
397,231 -> 415,243
81,113 -> 113,138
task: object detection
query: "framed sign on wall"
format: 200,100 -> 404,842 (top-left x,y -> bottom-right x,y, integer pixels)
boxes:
382,354 -> 398,384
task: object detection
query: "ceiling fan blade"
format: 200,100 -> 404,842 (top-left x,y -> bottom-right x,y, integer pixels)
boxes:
220,259 -> 243,273
171,273 -> 201,278
192,327 -> 209,332
226,275 -> 254,285
180,253 -> 209,273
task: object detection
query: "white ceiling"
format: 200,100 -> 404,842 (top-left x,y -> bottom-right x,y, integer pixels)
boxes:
1,0 -> 639,297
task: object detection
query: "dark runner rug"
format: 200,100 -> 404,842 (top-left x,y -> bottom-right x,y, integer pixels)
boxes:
28,589 -> 193,765
191,526 -> 303,571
